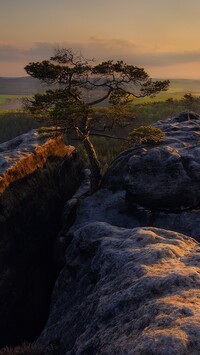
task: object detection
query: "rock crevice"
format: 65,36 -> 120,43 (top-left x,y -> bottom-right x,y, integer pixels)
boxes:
0,131 -> 84,348
36,113 -> 200,354
2,113 -> 200,354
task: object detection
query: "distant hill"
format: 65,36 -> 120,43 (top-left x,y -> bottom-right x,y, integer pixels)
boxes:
168,78 -> 200,92
1,76 -> 200,99
0,77 -> 45,95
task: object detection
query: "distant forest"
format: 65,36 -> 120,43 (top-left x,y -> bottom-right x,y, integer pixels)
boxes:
0,77 -> 46,95
1,76 -> 200,95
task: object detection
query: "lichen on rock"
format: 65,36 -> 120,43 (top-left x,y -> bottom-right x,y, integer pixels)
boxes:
37,222 -> 200,355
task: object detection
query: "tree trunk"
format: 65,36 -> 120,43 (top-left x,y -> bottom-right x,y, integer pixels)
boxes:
83,136 -> 101,192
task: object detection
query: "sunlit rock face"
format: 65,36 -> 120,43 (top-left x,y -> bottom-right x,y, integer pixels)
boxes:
103,112 -> 200,211
0,130 -> 83,348
37,222 -> 200,355
0,129 -> 73,194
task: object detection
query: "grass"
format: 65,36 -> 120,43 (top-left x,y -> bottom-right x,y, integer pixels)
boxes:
133,91 -> 200,104
0,110 -> 43,143
0,95 -> 25,105
131,78 -> 200,104
132,92 -> 183,104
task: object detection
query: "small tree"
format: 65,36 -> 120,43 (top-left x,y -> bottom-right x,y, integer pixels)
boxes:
183,93 -> 195,114
127,125 -> 165,146
24,48 -> 169,190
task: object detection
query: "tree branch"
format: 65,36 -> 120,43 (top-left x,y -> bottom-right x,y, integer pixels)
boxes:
90,132 -> 128,140
86,88 -> 113,106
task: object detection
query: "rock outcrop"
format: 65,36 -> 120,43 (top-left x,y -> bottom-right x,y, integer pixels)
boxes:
0,129 -> 72,194
103,112 -> 200,211
0,130 -> 84,348
38,222 -> 200,355
64,188 -> 200,242
35,113 -> 200,354
67,113 -> 200,241
2,113 -> 200,354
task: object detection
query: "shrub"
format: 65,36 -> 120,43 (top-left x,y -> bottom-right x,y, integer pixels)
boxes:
128,125 -> 165,146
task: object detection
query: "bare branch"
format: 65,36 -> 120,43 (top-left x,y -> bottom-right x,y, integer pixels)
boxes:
87,88 -> 113,106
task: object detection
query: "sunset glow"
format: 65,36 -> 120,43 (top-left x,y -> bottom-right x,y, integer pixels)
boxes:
1,0 -> 200,78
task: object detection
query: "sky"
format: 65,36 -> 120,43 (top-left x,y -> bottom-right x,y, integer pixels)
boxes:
1,0 -> 200,78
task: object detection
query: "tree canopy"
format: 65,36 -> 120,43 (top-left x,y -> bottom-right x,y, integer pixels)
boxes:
24,48 -> 169,190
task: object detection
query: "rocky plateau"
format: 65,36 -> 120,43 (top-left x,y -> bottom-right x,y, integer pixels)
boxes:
1,113 -> 200,354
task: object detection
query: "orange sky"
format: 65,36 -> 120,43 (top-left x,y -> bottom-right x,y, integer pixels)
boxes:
1,0 -> 200,78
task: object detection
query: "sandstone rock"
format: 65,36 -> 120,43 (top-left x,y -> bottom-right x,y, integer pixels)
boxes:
0,129 -> 74,194
103,113 -> 200,210
68,188 -> 137,233
171,111 -> 200,122
37,222 -> 200,355
67,188 -> 200,242
62,168 -> 91,224
0,131 -> 84,348
35,114 -> 200,354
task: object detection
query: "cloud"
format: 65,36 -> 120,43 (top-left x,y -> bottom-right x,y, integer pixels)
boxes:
1,40 -> 200,66
1,39 -> 200,76
82,39 -> 200,67
24,42 -> 55,57
132,50 -> 200,67
0,44 -> 23,62
0,42 -> 61,64
88,37 -> 140,49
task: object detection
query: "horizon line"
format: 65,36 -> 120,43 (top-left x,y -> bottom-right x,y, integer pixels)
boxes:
1,76 -> 200,81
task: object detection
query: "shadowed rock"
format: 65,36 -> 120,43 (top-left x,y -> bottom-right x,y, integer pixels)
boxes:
171,111 -> 200,122
66,188 -> 200,242
103,112 -> 200,211
0,131 -> 84,348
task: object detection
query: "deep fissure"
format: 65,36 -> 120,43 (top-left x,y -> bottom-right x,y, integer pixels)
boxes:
0,154 -> 83,349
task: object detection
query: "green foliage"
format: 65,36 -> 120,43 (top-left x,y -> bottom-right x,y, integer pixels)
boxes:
182,93 -> 195,111
24,48 -> 169,132
0,95 -> 23,105
76,144 -> 89,166
1,94 -> 200,176
37,127 -> 59,138
128,125 -> 165,146
25,60 -> 62,81
76,136 -> 123,174
24,48 -> 169,188
130,96 -> 200,124
0,110 -> 43,144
